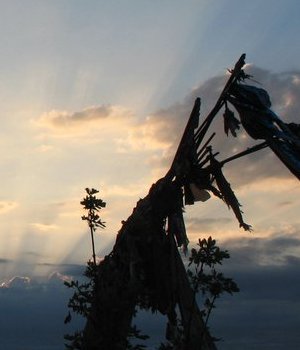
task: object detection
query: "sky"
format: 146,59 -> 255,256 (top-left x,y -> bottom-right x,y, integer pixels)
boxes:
0,0 -> 300,349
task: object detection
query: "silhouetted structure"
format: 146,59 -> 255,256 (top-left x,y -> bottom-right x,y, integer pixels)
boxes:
82,54 -> 300,350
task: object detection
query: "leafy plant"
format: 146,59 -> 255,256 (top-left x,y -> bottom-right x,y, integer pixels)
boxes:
158,236 -> 239,350
187,237 -> 239,335
80,188 -> 106,267
64,188 -> 106,349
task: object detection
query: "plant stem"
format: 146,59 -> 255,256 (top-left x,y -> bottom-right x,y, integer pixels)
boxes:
90,225 -> 96,267
205,295 -> 217,327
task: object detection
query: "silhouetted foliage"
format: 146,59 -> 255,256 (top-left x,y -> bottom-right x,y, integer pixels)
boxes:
64,188 -> 106,349
159,237 -> 239,349
187,237 -> 239,335
80,188 -> 106,267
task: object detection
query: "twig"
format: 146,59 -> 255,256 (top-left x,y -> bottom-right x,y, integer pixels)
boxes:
194,54 -> 246,145
220,141 -> 268,166
196,132 -> 216,159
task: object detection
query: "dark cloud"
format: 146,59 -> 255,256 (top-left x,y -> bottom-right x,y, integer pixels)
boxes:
187,217 -> 233,232
60,264 -> 86,277
184,232 -> 300,349
37,262 -> 86,277
221,231 -> 300,267
0,258 -> 11,264
209,232 -> 300,311
277,200 -> 293,207
211,293 -> 300,350
49,105 -> 112,127
23,251 -> 42,258
0,276 -> 83,350
211,259 -> 300,349
37,105 -> 126,133
147,66 -> 300,186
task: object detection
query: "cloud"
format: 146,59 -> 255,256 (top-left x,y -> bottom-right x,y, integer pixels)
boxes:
39,105 -> 111,127
0,201 -> 18,214
0,258 -> 11,264
0,273 -> 83,350
181,231 -> 300,349
0,276 -> 31,289
277,200 -> 293,207
115,118 -> 173,152
34,144 -> 55,153
47,271 -> 72,285
102,183 -> 151,198
30,222 -> 59,232
219,229 -> 300,269
39,263 -> 85,277
187,217 -> 233,233
34,104 -> 133,137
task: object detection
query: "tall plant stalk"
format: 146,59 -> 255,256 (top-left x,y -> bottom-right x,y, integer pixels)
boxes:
80,188 -> 106,267
64,188 -> 106,350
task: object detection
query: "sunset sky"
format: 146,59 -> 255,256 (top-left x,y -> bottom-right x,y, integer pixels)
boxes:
0,1 -> 300,349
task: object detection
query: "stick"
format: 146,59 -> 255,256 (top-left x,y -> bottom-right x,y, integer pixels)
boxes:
194,54 -> 246,144
166,98 -> 201,180
220,141 -> 268,166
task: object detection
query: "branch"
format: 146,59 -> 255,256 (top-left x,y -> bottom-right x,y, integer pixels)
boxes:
220,141 -> 268,166
166,97 -> 201,180
194,54 -> 246,145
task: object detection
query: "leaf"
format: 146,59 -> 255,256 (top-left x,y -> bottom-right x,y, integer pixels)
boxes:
223,106 -> 241,137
